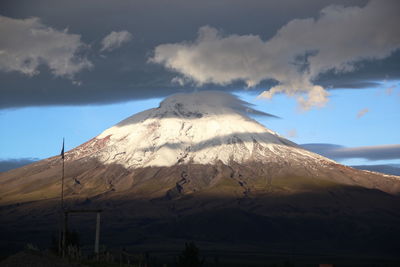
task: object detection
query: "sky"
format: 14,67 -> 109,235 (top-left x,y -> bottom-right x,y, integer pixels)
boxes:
0,0 -> 399,172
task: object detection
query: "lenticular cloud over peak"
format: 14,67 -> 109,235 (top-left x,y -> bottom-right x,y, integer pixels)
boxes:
157,91 -> 279,118
151,0 -> 400,109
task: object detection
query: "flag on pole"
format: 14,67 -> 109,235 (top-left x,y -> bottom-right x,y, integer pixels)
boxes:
60,138 -> 65,159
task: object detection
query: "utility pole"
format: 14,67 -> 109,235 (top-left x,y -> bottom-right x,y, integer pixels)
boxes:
95,212 -> 101,260
62,211 -> 68,258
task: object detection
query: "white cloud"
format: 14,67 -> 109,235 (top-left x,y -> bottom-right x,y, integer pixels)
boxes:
100,31 -> 132,52
0,16 -> 92,77
171,76 -> 186,86
357,108 -> 369,119
286,129 -> 297,138
151,0 -> 400,109
385,85 -> 396,95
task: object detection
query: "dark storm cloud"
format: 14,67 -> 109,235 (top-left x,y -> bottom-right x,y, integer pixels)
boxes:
316,50 -> 400,89
301,143 -> 400,161
0,158 -> 39,172
1,0 -> 399,109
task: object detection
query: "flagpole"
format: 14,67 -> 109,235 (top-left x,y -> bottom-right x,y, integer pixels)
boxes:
61,137 -> 65,210
59,138 -> 66,257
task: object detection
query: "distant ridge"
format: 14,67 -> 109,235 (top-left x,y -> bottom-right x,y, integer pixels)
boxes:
352,164 -> 400,176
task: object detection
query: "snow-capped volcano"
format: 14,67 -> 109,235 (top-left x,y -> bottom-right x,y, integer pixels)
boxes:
67,91 -> 330,169
1,91 -> 400,206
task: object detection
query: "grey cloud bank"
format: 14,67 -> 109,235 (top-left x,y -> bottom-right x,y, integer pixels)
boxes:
0,0 -> 399,108
301,143 -> 400,161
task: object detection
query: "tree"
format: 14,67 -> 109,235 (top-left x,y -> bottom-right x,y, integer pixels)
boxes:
176,242 -> 204,267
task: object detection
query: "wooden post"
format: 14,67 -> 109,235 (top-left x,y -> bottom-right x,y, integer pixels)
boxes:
58,215 -> 62,255
62,211 -> 68,258
94,212 -> 101,259
61,156 -> 64,209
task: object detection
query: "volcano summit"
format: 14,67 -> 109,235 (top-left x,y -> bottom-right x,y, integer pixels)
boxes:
1,91 -> 400,262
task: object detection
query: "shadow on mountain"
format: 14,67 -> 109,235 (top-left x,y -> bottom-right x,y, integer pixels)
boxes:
1,185 -> 400,263
134,131 -> 298,154
1,155 -> 400,264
